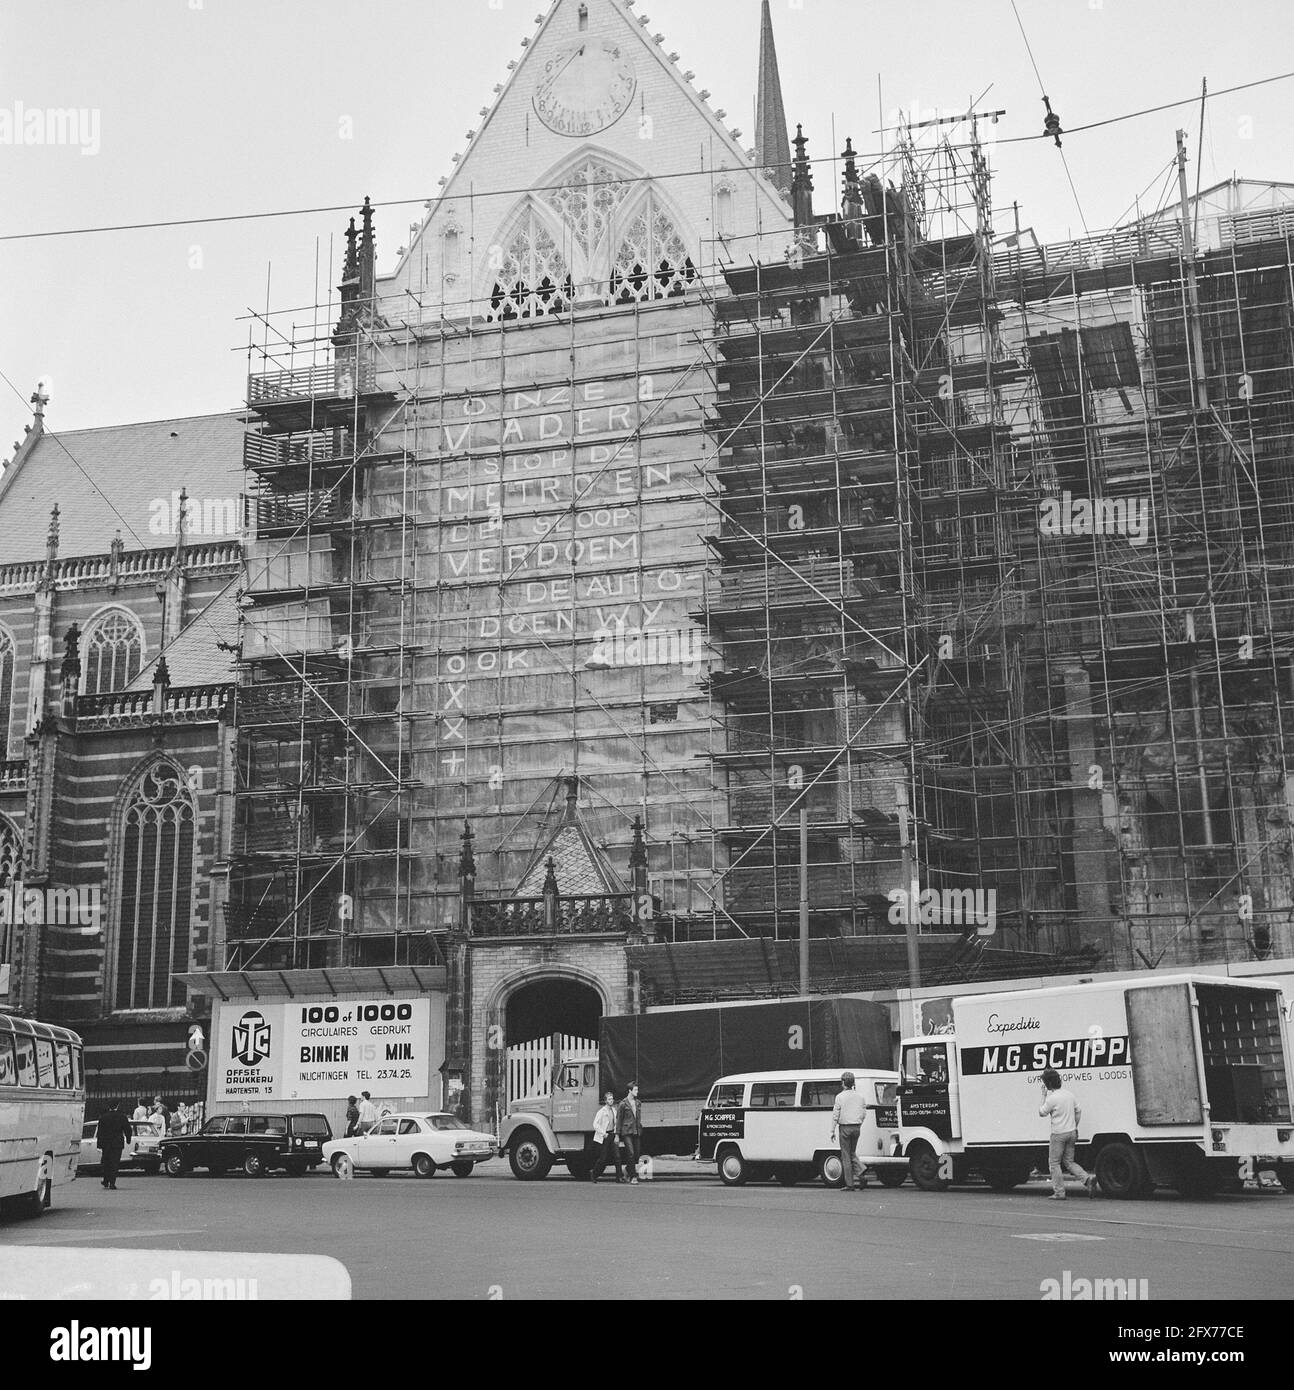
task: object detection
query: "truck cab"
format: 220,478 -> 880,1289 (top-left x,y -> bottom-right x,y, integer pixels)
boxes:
897,1036 -> 968,1190
498,1058 -> 601,1181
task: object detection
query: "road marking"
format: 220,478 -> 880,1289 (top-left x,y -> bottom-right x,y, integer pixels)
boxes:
4,1228 -> 206,1245
1013,1232 -> 1105,1242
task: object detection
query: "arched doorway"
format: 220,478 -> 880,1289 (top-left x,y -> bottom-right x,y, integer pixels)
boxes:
506,978 -> 602,1046
501,975 -> 604,1108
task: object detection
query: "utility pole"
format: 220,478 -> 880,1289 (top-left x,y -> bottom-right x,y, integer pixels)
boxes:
798,796 -> 810,995
1175,128 -> 1210,411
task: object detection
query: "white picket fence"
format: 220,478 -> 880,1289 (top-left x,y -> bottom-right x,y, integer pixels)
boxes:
505,1034 -> 598,1108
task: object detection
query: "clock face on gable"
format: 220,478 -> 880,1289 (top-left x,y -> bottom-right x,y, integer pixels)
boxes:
533,40 -> 637,138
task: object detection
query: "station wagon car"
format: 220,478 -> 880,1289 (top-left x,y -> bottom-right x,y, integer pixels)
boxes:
158,1112 -> 331,1177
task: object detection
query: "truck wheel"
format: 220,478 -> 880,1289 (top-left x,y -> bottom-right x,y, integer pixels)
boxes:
908,1144 -> 950,1192
983,1166 -> 1030,1192
1278,1162 -> 1294,1194
163,1149 -> 187,1178
717,1146 -> 748,1186
1094,1142 -> 1152,1200
508,1130 -> 552,1181
875,1167 -> 907,1189
817,1153 -> 843,1187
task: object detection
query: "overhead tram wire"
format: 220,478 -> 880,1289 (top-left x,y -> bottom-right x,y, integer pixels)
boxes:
0,69 -> 1290,245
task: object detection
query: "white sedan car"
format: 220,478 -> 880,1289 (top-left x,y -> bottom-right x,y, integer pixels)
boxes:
77,1119 -> 164,1175
323,1113 -> 498,1179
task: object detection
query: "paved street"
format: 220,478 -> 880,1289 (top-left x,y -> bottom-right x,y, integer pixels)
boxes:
5,1162 -> 1291,1300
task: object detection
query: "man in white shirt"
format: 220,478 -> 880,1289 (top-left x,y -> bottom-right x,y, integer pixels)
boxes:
590,1091 -> 624,1184
131,1098 -> 149,1122
357,1091 -> 379,1134
830,1071 -> 868,1191
1039,1068 -> 1097,1200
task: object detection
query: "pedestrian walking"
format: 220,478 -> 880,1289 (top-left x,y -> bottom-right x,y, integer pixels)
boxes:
1039,1068 -> 1097,1200
591,1091 -> 625,1184
96,1102 -> 131,1191
131,1097 -> 149,1122
830,1071 -> 868,1191
617,1082 -> 643,1183
357,1091 -> 379,1134
344,1095 -> 361,1138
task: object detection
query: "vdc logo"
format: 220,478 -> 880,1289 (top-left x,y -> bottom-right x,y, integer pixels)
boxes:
231,1010 -> 272,1067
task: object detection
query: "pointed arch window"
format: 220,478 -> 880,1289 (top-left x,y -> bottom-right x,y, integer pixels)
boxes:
0,625 -> 13,755
610,199 -> 698,304
0,815 -> 19,978
487,212 -> 575,322
82,608 -> 144,695
112,761 -> 195,1011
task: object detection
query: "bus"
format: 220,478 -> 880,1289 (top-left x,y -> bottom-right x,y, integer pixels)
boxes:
0,1013 -> 85,1219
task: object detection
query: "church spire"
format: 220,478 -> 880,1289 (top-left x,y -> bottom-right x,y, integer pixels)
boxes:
754,0 -> 792,197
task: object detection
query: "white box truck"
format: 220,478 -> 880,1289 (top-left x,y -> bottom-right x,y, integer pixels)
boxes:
896,974 -> 1294,1198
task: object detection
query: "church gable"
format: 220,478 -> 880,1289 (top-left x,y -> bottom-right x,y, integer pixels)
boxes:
383,0 -> 791,317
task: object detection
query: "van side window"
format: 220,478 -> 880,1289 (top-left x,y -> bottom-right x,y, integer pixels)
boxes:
708,1083 -> 745,1107
799,1081 -> 839,1109
749,1082 -> 797,1109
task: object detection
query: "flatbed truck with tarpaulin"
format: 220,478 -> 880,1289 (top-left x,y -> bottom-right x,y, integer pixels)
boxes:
896,973 -> 1294,1198
498,996 -> 893,1180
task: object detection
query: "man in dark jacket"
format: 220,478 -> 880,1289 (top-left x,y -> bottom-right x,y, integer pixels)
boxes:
96,1103 -> 131,1190
616,1083 -> 643,1185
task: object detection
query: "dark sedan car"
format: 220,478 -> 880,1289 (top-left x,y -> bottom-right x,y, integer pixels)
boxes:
158,1112 -> 332,1177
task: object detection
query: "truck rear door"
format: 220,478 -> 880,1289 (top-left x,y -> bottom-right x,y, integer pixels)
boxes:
898,1041 -> 962,1140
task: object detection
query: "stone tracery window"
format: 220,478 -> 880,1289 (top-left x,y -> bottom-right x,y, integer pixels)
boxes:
487,211 -> 575,322
610,200 -> 698,304
112,761 -> 195,1011
82,608 -> 144,695
542,159 -> 633,259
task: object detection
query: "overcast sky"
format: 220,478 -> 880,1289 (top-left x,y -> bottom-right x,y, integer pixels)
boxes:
1,0 -> 1290,453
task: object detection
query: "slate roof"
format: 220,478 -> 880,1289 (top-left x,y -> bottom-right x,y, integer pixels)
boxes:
628,937 -> 1101,1007
0,412 -> 245,564
129,588 -> 240,691
514,784 -> 629,898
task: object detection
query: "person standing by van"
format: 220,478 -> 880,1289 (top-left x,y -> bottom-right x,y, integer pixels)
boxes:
1039,1068 -> 1097,1200
591,1091 -> 624,1184
344,1096 -> 361,1138
830,1071 -> 868,1191
617,1083 -> 643,1184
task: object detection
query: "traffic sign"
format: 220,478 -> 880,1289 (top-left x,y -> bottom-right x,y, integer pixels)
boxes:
185,1049 -> 208,1072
